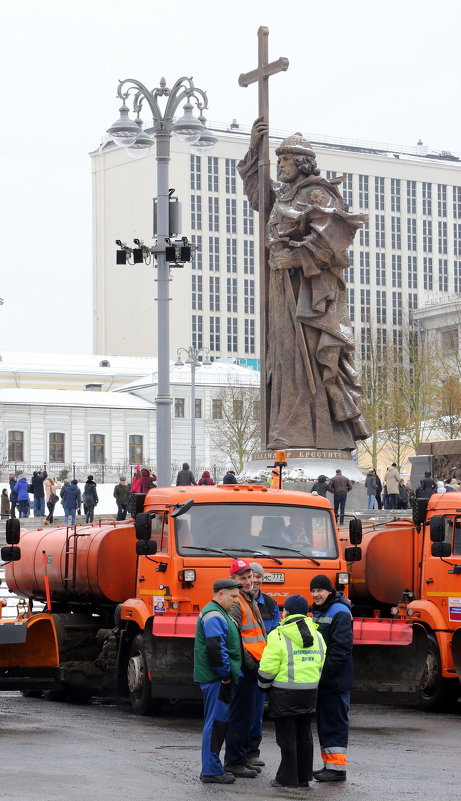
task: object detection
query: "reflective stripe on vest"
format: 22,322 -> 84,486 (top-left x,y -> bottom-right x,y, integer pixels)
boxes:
237,596 -> 266,660
271,631 -> 322,690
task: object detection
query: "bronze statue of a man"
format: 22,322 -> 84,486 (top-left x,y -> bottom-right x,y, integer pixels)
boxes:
238,119 -> 370,450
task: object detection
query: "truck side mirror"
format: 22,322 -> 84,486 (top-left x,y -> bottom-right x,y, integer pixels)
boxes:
131,493 -> 146,518
1,545 -> 21,562
5,518 -> 20,545
349,518 -> 362,545
136,540 -> 158,556
135,512 -> 154,540
413,497 -> 429,525
344,545 -> 362,562
430,516 -> 445,543
431,542 -> 451,557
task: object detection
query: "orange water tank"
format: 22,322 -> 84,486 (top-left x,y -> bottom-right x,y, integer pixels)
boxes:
346,521 -> 417,606
5,524 -> 137,604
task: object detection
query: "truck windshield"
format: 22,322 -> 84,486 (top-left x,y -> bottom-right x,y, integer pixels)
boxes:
175,503 -> 337,558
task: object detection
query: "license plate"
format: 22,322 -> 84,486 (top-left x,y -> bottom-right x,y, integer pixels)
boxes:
263,572 -> 285,583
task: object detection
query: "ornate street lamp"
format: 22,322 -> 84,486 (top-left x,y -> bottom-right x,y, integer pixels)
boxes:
106,76 -> 215,487
175,346 -> 212,474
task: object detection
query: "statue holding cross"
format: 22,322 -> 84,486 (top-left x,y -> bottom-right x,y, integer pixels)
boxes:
238,27 -> 370,451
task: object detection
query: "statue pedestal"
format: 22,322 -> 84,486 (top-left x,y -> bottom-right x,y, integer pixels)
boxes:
241,448 -> 366,508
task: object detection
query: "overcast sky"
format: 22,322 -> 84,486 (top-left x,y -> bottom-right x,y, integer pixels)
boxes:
1,0 -> 459,354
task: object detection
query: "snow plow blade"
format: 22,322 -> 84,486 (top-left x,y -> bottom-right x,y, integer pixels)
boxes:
0,614 -> 60,690
352,623 -> 428,693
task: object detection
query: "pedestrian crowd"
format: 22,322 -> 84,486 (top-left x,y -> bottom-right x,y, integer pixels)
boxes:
194,560 -> 353,788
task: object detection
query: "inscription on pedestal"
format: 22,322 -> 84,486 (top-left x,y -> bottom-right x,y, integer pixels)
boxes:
252,449 -> 352,461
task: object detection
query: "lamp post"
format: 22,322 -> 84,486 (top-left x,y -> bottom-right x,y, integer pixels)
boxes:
106,77 -> 217,488
175,346 -> 211,475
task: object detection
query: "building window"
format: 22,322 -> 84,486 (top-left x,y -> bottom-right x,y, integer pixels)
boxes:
437,184 -> 447,217
407,180 -> 417,214
359,251 -> 370,284
455,261 -> 461,293
358,175 -> 368,209
243,200 -> 254,235
347,287 -> 355,321
226,198 -> 237,233
407,218 -> 417,251
208,156 -> 218,192
342,173 -> 353,207
423,257 -> 433,290
208,197 -> 219,231
208,236 -> 220,271
326,170 -> 337,180
393,329 -> 403,352
174,398 -> 185,418
376,290 -> 387,324
375,176 -> 385,210
191,195 -> 202,230
244,318 -> 255,354
392,254 -> 402,288
360,288 -> 370,323
90,434 -> 105,464
8,430 -> 24,462
439,258 -> 448,292
244,239 -> 254,274
212,399 -> 223,419
195,399 -> 202,419
129,435 -> 143,464
227,318 -> 238,352
453,187 -> 461,219
391,216 -> 401,249
209,316 -> 221,352
191,235 -> 202,270
408,293 -> 418,312
244,279 -> 255,314
190,155 -> 201,190
225,159 -> 236,193
408,256 -> 418,289
359,220 -> 369,247
438,220 -> 448,254
375,215 -> 385,248
391,179 -> 401,212
226,238 -> 237,273
192,274 -> 202,310
49,432 -> 64,462
423,219 -> 432,253
227,277 -> 237,312
344,250 -> 354,283
392,292 -> 402,326
454,223 -> 461,256
192,314 -> 203,350
422,182 -> 432,215
209,275 -> 220,311
376,253 -> 386,286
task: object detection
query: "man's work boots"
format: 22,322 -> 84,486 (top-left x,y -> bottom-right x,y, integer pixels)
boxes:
313,767 -> 346,782
224,764 -> 258,778
247,756 -> 265,767
200,773 -> 235,784
244,759 -> 261,773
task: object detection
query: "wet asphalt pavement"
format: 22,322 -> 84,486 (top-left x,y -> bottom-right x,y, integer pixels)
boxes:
0,693 -> 460,801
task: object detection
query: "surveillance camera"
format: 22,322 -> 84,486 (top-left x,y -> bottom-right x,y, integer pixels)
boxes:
133,238 -> 142,246
115,239 -> 122,247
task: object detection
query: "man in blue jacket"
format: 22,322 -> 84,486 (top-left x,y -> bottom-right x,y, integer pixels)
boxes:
61,479 -> 82,526
310,574 -> 353,782
193,578 -> 242,784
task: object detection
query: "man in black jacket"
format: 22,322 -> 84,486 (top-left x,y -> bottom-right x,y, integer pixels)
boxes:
310,574 -> 353,783
31,468 -> 47,517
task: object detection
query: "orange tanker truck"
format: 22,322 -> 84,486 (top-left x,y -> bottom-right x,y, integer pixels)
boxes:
342,492 -> 461,711
3,484 -> 457,712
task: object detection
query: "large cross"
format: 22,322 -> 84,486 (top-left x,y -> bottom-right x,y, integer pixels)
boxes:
239,27 -> 289,449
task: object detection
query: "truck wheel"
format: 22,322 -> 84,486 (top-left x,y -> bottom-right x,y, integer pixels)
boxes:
127,634 -> 161,715
419,634 -> 460,711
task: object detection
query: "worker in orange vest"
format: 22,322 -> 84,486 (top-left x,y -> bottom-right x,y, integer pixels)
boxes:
224,558 -> 267,778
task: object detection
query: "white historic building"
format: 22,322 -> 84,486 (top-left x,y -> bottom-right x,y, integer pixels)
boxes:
0,358 -> 259,483
91,122 -> 461,365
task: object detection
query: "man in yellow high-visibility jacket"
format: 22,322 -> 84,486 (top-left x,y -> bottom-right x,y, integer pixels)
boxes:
258,594 -> 326,789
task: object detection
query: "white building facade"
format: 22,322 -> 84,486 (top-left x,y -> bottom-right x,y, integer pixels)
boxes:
91,123 -> 461,364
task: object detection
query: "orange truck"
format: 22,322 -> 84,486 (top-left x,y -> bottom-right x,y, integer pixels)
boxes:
1,485 -> 458,711
344,493 -> 461,711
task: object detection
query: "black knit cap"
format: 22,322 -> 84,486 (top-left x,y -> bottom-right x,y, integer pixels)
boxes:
283,594 -> 309,616
310,574 -> 334,592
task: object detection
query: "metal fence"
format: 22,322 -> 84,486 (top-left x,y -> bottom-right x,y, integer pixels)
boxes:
1,461 -> 229,485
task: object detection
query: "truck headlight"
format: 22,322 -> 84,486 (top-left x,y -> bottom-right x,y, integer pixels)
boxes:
179,569 -> 196,583
337,572 -> 349,585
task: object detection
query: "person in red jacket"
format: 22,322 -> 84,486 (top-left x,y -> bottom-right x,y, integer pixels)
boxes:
198,470 -> 215,485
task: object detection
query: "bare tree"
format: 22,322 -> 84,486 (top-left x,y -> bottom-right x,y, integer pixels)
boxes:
436,376 -> 461,440
358,326 -> 388,468
206,382 -> 260,472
